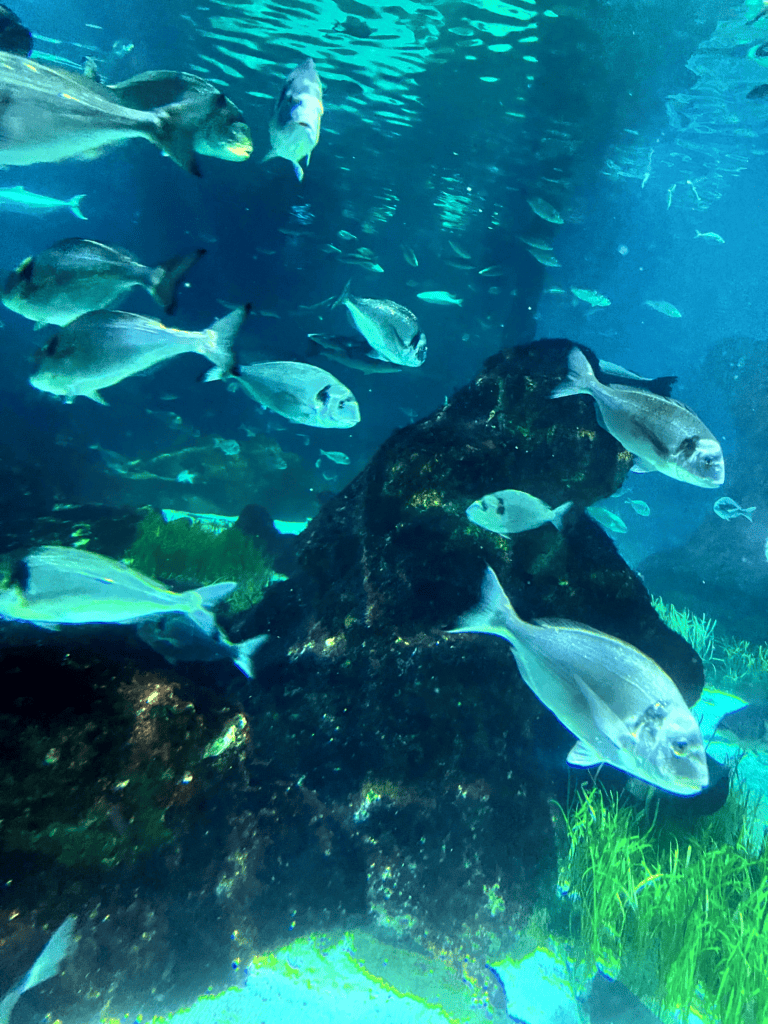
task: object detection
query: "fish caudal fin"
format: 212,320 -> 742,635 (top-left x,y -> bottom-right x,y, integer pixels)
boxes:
151,248 -> 206,314
69,194 -> 87,220
0,914 -> 78,1020
550,500 -> 573,531
201,305 -> 250,381
448,567 -> 520,645
232,634 -> 269,678
154,92 -> 228,176
550,346 -> 597,400
743,507 -> 757,522
331,279 -> 353,311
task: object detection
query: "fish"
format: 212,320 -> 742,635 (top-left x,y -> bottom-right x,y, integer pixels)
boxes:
213,437 -> 241,456
597,359 -> 677,397
337,229 -> 356,241
643,299 -> 682,318
466,489 -> 572,538
570,287 -> 610,307
136,616 -> 268,678
625,499 -> 650,517
450,567 -> 709,795
235,362 -> 361,428
263,57 -> 323,181
308,332 -> 403,375
0,546 -> 236,634
0,52 -> 222,174
694,230 -> 724,244
551,347 -> 725,489
478,265 -> 507,277
714,702 -> 768,752
401,244 -> 418,267
30,305 -> 246,405
415,290 -> 463,306
3,238 -> 205,326
528,250 -> 561,267
588,506 -> 628,534
106,70 -> 253,161
526,196 -> 564,224
713,496 -> 756,521
320,449 -> 351,465
517,235 -> 553,250
0,915 -> 77,1024
334,282 -> 427,367
0,185 -> 86,220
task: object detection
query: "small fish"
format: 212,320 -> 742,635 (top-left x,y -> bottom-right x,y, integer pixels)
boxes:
450,567 -> 708,795
517,235 -> 553,250
334,282 -> 427,367
235,361 -> 360,428
177,470 -> 196,483
137,616 -> 268,678
213,437 -> 241,457
713,497 -> 755,522
478,265 -> 507,277
415,290 -> 463,306
0,546 -> 236,634
0,916 -> 77,1024
552,347 -> 725,489
448,238 -> 471,259
262,57 -> 323,181
3,239 -> 205,326
625,499 -> 650,517
466,489 -> 572,538
320,449 -> 350,465
526,196 -> 564,224
643,299 -> 682,318
30,305 -> 246,405
528,250 -> 561,267
570,287 -> 610,307
694,230 -> 725,244
308,332 -> 403,375
337,229 -> 356,241
0,185 -> 87,220
336,255 -> 385,273
589,506 -> 628,534
401,244 -> 418,267
715,702 -> 768,752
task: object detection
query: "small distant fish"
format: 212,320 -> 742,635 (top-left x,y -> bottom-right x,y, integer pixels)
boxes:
235,361 -> 360,428
643,299 -> 682,318
526,196 -> 564,224
448,238 -> 471,259
570,287 -> 610,307
263,57 -> 323,181
320,449 -> 350,465
478,265 -> 507,277
137,616 -> 268,678
715,702 -> 768,752
176,470 -> 196,483
336,254 -> 385,273
528,250 -> 561,267
0,185 -> 87,220
517,235 -> 553,250
466,489 -> 572,538
335,282 -> 427,366
308,332 -> 403,375
337,229 -> 356,241
713,496 -> 755,521
415,290 -> 463,306
30,305 -> 246,405
589,506 -> 628,534
450,568 -> 708,795
694,230 -> 725,244
552,347 -> 724,488
625,499 -> 650,517
400,244 -> 418,267
213,437 -> 241,457
0,915 -> 77,1024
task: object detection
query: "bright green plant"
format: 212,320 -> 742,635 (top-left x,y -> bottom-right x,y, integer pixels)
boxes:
651,595 -> 716,664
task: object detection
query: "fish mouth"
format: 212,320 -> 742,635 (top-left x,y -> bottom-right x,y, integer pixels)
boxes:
225,124 -> 253,160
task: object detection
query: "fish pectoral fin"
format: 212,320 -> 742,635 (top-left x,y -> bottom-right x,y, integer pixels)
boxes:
566,740 -> 602,768
572,674 -> 629,749
630,456 -> 656,474
293,161 -> 305,181
86,391 -> 109,406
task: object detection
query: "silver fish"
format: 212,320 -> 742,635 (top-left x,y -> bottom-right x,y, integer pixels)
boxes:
308,332 -> 403,375
137,616 -> 268,678
0,52 -> 218,174
713,496 -> 755,522
715,702 -> 768,752
263,57 -> 323,181
3,238 -> 205,326
0,185 -> 86,219
0,916 -> 76,1024
0,546 -> 236,633
415,290 -> 462,306
466,489 -> 572,538
236,361 -> 360,428
526,196 -> 564,224
625,499 -> 650,517
320,449 -> 350,465
334,281 -> 427,367
30,305 -> 245,405
551,347 -> 724,489
450,568 -> 709,795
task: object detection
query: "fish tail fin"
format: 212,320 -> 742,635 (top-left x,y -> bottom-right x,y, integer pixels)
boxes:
69,194 -> 87,220
331,279 -> 353,311
232,634 -> 269,678
448,567 -> 520,644
154,93 -> 227,176
151,248 -> 206,314
744,507 -> 757,522
200,304 -> 250,381
550,346 -> 597,399
22,915 -> 77,992
551,500 -> 573,531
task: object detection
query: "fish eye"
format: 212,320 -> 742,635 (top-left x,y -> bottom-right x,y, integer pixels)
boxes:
671,738 -> 689,756
703,456 -> 714,467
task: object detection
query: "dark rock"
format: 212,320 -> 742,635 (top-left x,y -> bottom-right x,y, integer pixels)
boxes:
0,4 -> 31,56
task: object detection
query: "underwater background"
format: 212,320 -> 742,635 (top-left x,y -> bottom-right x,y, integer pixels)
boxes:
3,0 -> 768,1022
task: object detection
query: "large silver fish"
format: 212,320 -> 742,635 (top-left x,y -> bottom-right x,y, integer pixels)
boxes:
451,567 -> 709,795
263,57 -> 323,181
466,489 -> 572,538
333,281 -> 427,367
3,238 -> 205,326
30,305 -> 246,404
235,361 -> 360,428
0,546 -> 236,634
0,916 -> 76,1024
0,52 -> 221,174
551,346 -> 724,488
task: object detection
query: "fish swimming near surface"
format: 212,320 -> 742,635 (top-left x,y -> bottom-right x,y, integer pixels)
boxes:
0,915 -> 77,1024
643,299 -> 682,318
0,546 -> 237,634
334,281 -> 427,367
552,346 -> 725,488
308,332 -> 403,374
450,567 -> 709,795
0,185 -> 87,220
0,51 -> 223,174
3,238 -> 205,326
137,616 -> 268,678
29,304 -> 246,404
263,57 -> 323,181
235,361 -> 361,428
466,489 -> 572,538
714,702 -> 768,752
713,496 -> 756,522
